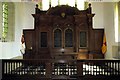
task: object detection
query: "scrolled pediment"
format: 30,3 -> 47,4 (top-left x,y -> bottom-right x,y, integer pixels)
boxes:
46,5 -> 80,16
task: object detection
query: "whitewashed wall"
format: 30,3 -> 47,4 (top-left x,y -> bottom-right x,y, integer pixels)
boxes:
21,2 -> 35,29
103,3 -> 114,59
91,2 -> 118,59
92,2 -> 104,29
0,2 -> 35,59
11,2 -> 35,58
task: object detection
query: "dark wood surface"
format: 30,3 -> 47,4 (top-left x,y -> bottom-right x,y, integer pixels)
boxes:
23,5 -> 104,59
2,59 -> 120,80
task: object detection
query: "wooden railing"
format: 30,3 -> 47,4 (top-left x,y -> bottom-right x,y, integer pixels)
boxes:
2,59 -> 120,80
77,60 -> 120,80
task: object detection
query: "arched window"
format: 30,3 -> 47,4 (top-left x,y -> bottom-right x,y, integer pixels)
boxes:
65,28 -> 73,47
54,29 -> 62,47
2,3 -> 8,42
2,2 -> 15,42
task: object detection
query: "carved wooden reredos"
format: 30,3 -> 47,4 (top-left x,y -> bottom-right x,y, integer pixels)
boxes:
23,4 -> 104,59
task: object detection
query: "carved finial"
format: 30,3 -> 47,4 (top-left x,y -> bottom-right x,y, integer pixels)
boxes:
49,4 -> 51,8
75,0 -> 77,7
87,3 -> 92,14
35,4 -> 41,14
36,4 -> 38,8
89,3 -> 91,8
49,0 -> 51,8
75,4 -> 77,8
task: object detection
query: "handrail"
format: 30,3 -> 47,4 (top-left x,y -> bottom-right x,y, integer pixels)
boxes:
2,59 -> 120,80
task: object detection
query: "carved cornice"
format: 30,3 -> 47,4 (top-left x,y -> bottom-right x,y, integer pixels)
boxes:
46,5 -> 80,16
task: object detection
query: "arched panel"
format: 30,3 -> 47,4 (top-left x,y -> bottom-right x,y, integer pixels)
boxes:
54,29 -> 62,47
65,28 -> 73,47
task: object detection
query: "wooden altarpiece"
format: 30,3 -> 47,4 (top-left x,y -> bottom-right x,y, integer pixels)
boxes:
23,4 -> 104,59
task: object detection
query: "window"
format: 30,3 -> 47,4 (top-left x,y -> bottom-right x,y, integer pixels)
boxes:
1,2 -> 15,42
54,29 -> 62,47
65,29 -> 73,47
114,2 -> 119,42
2,3 -> 8,42
40,32 -> 47,47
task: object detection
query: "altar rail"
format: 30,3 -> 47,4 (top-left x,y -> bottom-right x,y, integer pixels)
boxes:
2,59 -> 120,80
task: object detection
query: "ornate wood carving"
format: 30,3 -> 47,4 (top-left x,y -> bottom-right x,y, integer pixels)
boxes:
23,4 -> 104,59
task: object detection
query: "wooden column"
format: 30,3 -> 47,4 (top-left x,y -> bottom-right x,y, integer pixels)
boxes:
77,60 -> 83,79
45,62 -> 52,78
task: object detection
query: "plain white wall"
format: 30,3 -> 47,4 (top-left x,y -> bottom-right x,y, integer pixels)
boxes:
1,42 -> 13,59
92,2 -> 104,29
104,3 -> 114,59
103,2 -> 118,59
0,2 -> 35,59
22,2 -> 35,29
91,2 -> 119,59
11,2 -> 35,58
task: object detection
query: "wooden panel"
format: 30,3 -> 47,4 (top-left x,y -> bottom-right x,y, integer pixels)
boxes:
79,31 -> 87,48
23,30 -> 34,50
40,32 -> 47,47
38,26 -> 51,58
77,53 -> 89,59
65,29 -> 73,47
94,30 -> 104,51
23,30 -> 35,59
89,53 -> 104,59
23,5 -> 104,59
54,29 -> 62,47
